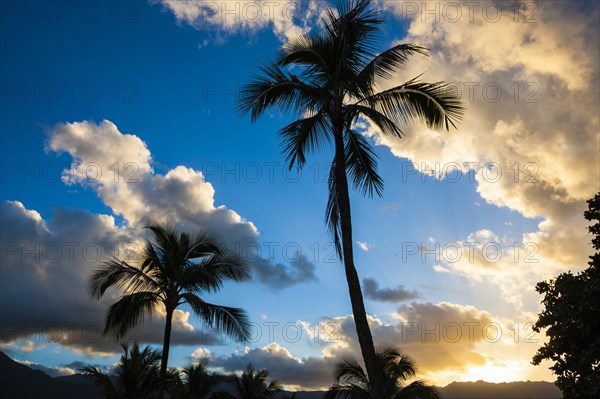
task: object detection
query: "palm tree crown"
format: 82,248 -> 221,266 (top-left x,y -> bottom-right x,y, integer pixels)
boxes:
170,363 -> 219,399
78,343 -> 166,399
325,347 -> 440,399
88,223 -> 252,398
237,0 -> 462,396
238,0 -> 463,253
213,364 -> 282,399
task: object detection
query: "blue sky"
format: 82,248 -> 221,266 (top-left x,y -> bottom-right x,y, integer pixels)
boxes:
1,0 -> 598,390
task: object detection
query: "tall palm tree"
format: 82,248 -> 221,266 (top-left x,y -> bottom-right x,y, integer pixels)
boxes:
324,347 -> 440,399
236,0 -> 463,395
89,223 -> 253,398
213,364 -> 282,399
78,342 -> 178,399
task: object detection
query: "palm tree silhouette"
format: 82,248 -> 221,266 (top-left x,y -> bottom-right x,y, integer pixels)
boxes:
178,363 -> 219,399
236,0 -> 463,394
213,364 -> 282,399
78,342 -> 180,399
325,347 -> 440,399
88,223 -> 252,398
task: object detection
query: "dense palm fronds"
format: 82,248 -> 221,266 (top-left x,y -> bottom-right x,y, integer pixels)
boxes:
212,364 -> 282,399
78,342 -> 181,399
325,347 -> 440,399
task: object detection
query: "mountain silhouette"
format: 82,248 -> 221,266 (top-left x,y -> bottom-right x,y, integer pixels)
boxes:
0,351 -> 102,399
439,380 -> 561,398
286,382 -> 561,399
0,351 -> 562,399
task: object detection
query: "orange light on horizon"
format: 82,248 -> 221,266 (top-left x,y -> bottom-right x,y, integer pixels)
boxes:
460,360 -> 523,384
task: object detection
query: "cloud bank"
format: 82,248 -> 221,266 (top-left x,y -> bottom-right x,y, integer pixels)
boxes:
361,0 -> 599,308
192,301 -> 535,388
1,120 -> 317,356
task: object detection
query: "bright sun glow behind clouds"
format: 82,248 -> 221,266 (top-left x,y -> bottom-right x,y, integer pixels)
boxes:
461,360 -> 525,384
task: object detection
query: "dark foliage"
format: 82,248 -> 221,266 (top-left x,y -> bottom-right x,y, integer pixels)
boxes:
533,193 -> 600,398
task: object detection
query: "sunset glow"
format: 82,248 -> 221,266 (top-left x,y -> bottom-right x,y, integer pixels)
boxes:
1,0 -> 598,394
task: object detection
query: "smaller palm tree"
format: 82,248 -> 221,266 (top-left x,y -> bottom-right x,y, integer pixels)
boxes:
213,364 -> 282,399
325,347 -> 440,399
175,363 -> 219,399
89,223 -> 252,398
78,342 -> 180,399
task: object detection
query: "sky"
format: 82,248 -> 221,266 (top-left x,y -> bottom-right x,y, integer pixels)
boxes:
0,0 -> 599,391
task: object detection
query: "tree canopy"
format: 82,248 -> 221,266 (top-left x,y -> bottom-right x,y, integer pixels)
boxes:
533,193 -> 600,398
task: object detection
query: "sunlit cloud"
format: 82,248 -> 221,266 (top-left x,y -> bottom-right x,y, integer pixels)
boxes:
362,0 -> 598,311
356,241 -> 373,252
155,0 -> 323,43
193,301 -> 548,388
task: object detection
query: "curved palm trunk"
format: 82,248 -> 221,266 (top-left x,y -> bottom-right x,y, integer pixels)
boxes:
158,308 -> 173,399
332,119 -> 387,398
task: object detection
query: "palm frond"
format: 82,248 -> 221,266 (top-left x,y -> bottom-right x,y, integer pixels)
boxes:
103,291 -> 161,339
326,347 -> 436,397
236,63 -> 324,122
185,230 -> 222,259
346,103 -> 403,138
267,379 -> 283,392
145,223 -> 177,255
378,347 -> 417,384
136,343 -> 162,366
229,364 -> 282,396
344,129 -> 383,197
88,258 -> 161,300
117,343 -> 163,397
177,250 -> 251,293
181,293 -> 251,343
140,238 -> 166,281
164,367 -> 184,396
148,223 -> 189,276
200,249 -> 251,282
325,161 -> 343,260
144,223 -> 181,284
360,77 -> 465,131
278,33 -> 331,78
324,0 -> 382,77
78,365 -> 118,399
181,363 -> 218,396
334,357 -> 369,385
354,44 -> 429,98
279,111 -> 332,169
394,380 -> 441,399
